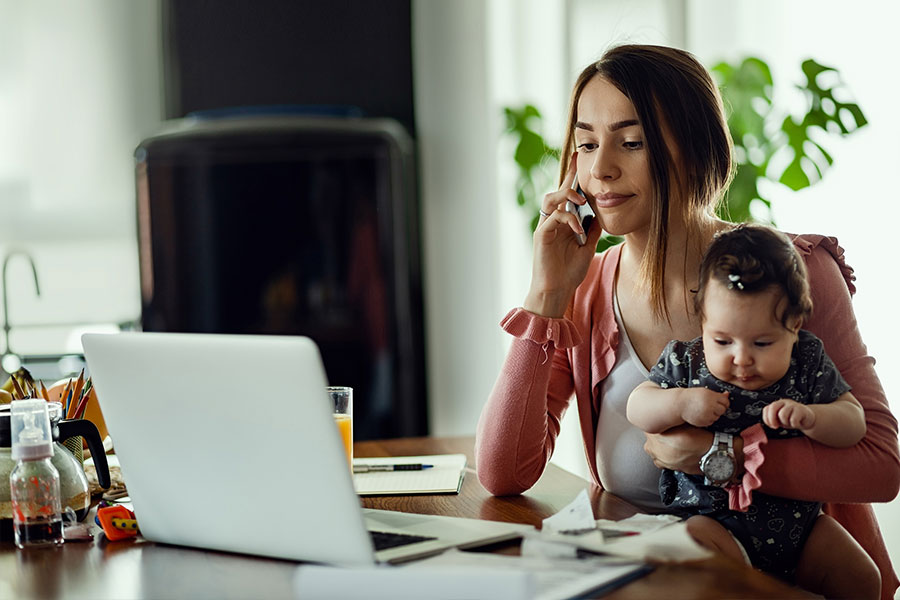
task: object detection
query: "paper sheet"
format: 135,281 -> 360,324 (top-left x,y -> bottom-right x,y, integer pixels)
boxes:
523,490 -> 712,562
540,489 -> 595,534
407,550 -> 648,600
523,489 -> 604,558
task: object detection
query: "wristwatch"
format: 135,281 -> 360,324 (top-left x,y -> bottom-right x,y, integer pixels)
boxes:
700,432 -> 736,486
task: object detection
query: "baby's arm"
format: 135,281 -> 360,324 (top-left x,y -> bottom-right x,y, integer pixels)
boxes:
762,392 -> 865,448
628,381 -> 730,433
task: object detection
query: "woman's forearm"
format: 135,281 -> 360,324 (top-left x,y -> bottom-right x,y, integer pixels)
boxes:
475,309 -> 580,496
755,420 -> 899,503
783,241 -> 900,503
801,393 -> 866,448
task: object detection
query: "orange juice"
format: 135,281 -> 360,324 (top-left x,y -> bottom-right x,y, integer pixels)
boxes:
333,413 -> 353,467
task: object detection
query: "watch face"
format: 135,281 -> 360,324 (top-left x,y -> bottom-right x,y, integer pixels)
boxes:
703,451 -> 735,482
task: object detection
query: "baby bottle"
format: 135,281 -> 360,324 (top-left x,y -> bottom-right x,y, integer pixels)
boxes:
9,398 -> 64,548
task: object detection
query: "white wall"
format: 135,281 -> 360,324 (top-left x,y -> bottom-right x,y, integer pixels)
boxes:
412,0 -> 507,436
0,0 -> 160,356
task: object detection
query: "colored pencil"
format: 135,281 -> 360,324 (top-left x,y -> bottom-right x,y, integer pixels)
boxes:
10,376 -> 25,400
60,379 -> 73,414
59,379 -> 71,403
72,378 -> 93,420
66,370 -> 85,419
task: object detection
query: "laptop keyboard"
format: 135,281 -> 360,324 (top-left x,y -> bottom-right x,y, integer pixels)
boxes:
369,530 -> 437,551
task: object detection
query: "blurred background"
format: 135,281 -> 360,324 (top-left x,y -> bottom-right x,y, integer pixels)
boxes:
0,0 -> 897,578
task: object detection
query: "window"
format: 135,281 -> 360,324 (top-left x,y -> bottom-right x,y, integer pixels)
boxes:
0,0 -> 161,375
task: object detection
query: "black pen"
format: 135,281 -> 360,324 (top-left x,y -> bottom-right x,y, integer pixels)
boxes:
353,463 -> 434,473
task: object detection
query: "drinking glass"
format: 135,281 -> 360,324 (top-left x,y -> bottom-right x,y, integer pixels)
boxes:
327,386 -> 353,469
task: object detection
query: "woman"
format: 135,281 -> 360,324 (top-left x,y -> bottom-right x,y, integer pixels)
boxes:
474,44 -> 899,598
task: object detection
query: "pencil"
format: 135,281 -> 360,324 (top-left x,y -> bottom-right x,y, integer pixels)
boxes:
72,378 -> 93,420
10,376 -> 25,400
66,370 -> 85,419
40,381 -> 50,401
71,369 -> 85,400
58,379 -> 71,403
61,379 -> 73,415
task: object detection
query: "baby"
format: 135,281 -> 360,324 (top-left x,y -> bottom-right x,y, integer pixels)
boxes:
627,224 -> 879,598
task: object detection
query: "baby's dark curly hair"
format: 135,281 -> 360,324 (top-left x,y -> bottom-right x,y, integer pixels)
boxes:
694,224 -> 812,329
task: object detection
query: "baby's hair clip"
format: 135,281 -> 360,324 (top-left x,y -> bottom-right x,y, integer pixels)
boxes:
727,274 -> 744,290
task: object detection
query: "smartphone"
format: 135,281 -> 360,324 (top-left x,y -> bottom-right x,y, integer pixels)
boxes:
565,178 -> 595,246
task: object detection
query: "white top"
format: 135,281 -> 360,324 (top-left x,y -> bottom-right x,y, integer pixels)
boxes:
594,293 -> 666,511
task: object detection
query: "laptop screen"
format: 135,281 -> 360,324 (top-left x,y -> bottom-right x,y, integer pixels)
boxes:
82,332 -> 377,565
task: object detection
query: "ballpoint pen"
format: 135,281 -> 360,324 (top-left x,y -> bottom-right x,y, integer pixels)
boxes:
353,463 -> 434,473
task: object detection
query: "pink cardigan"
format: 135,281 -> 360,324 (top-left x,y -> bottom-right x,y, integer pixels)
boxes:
475,234 -> 899,598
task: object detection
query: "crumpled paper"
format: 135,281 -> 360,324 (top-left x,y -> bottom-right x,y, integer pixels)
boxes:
522,489 -> 712,562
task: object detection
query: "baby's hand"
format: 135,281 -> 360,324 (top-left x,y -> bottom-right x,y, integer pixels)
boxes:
681,389 -> 729,427
763,399 -> 816,431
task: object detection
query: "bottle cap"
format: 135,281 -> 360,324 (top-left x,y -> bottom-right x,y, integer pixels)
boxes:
10,398 -> 53,460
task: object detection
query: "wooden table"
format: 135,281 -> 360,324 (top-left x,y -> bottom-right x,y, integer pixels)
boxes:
0,436 -> 811,599
357,437 -> 811,600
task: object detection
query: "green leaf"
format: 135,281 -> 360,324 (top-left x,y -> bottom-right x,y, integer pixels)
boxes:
715,57 -> 774,147
516,187 -> 527,207
515,130 -> 547,170
779,156 -> 812,191
523,104 -> 541,119
597,235 -> 624,252
501,103 -> 562,225
796,58 -> 867,135
810,139 -> 834,167
721,162 -> 761,223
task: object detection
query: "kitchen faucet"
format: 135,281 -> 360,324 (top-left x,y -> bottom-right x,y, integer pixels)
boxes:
1,249 -> 41,372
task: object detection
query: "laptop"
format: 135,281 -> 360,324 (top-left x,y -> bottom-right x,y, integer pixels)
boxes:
81,332 -> 530,566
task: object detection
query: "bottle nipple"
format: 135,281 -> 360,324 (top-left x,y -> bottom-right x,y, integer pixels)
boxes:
10,398 -> 53,460
18,412 -> 42,443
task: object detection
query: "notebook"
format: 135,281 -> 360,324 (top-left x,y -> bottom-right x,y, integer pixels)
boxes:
353,454 -> 467,496
81,332 -> 531,566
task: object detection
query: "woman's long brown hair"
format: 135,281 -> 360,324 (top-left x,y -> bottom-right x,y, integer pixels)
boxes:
559,45 -> 734,322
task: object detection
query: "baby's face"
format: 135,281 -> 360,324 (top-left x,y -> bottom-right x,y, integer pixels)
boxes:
701,279 -> 799,391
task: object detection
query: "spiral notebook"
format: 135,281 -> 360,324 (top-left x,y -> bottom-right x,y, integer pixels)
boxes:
353,454 -> 467,496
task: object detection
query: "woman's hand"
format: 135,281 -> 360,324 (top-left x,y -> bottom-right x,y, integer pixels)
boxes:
523,153 -> 604,318
643,424 -> 724,475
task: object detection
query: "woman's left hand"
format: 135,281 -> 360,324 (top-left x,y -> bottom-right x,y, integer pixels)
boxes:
643,425 -> 720,475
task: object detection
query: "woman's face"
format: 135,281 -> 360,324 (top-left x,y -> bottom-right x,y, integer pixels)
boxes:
574,76 -> 654,237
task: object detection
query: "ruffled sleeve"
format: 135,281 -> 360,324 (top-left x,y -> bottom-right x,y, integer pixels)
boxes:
500,307 -> 582,348
729,424 -> 768,511
790,233 -> 856,295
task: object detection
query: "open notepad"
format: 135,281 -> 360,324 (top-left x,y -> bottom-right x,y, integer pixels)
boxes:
353,454 -> 467,496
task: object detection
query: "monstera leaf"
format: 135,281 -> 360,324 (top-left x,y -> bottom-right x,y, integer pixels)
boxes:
777,59 -> 868,191
714,57 -> 867,222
